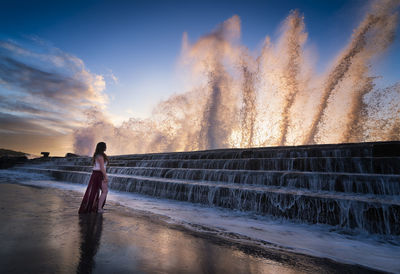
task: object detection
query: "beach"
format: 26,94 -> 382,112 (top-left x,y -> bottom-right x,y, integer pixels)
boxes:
0,172 -> 384,274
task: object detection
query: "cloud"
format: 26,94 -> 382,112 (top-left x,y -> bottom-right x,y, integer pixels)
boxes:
0,44 -> 107,109
0,41 -> 33,56
105,68 -> 119,84
0,112 -> 60,135
1,56 -> 86,102
0,37 -> 110,155
0,94 -> 48,115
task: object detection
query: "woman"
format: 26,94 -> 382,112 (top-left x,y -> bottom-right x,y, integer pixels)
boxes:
78,142 -> 109,214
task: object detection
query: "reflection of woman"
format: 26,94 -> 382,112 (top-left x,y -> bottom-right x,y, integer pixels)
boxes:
78,142 -> 109,214
76,213 -> 103,273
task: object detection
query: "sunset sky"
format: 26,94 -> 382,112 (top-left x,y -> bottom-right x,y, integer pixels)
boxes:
1,0 -> 399,156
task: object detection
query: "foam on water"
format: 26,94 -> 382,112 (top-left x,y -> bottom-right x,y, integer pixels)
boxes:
2,170 -> 399,273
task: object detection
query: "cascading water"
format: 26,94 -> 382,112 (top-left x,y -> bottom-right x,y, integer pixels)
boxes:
15,141 -> 400,235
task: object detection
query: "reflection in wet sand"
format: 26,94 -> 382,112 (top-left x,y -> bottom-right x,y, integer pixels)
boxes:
0,183 -> 81,273
100,212 -> 273,273
77,214 -> 103,274
0,181 -> 379,274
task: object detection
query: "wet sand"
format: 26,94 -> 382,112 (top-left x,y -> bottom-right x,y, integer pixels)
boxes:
0,183 -> 381,274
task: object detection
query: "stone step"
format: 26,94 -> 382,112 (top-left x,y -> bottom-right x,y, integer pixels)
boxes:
33,141 -> 399,165
14,167 -> 400,235
47,165 -> 400,196
108,141 -> 400,160
103,157 -> 400,174
50,156 -> 400,175
51,157 -> 400,174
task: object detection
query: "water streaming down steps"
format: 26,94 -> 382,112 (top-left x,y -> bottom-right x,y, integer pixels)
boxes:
15,141 -> 400,235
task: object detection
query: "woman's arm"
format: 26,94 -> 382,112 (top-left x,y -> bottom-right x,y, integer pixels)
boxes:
97,155 -> 108,182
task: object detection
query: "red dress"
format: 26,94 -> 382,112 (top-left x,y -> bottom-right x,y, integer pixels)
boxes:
78,170 -> 105,214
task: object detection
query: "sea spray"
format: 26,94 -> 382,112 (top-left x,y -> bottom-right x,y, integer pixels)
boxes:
276,10 -> 307,146
305,0 -> 399,144
195,17 -> 241,150
239,58 -> 257,147
73,0 -> 400,155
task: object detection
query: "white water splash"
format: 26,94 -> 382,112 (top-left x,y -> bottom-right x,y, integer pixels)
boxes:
74,0 -> 400,156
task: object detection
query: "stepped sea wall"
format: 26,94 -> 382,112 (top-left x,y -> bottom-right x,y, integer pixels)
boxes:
16,141 -> 400,235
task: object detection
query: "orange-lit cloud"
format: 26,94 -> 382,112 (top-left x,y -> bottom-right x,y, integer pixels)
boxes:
0,39 -> 108,155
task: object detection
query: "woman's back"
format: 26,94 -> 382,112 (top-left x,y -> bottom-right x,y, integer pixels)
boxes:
93,156 -> 107,170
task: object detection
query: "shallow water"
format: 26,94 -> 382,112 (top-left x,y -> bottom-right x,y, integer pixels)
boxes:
0,170 -> 394,273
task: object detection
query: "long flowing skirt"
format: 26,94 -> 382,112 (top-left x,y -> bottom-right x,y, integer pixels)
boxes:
78,171 -> 105,214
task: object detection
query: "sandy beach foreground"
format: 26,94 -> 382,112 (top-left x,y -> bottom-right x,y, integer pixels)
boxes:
0,182 -> 382,274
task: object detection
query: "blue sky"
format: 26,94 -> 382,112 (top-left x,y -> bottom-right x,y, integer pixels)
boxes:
1,0 -> 399,155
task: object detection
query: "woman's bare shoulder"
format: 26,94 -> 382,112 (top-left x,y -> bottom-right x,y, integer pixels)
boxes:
95,154 -> 105,161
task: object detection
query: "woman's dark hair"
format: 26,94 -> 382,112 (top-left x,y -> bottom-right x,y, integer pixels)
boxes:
92,142 -> 108,164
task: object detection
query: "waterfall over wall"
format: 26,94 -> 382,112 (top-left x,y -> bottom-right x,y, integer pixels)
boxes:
16,141 -> 400,236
